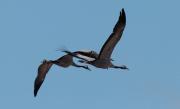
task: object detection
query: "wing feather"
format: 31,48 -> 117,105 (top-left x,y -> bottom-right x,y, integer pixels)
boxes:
34,60 -> 53,97
98,8 -> 126,60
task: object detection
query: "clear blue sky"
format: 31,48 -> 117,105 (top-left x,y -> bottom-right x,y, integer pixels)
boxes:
0,0 -> 179,109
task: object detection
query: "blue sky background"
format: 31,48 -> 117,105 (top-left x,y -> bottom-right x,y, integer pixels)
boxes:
0,0 -> 179,109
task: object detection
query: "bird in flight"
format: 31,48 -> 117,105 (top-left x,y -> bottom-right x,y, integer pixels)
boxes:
62,8 -> 128,70
34,54 -> 90,97
34,8 -> 128,97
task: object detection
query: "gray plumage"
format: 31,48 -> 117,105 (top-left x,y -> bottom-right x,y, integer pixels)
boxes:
62,8 -> 128,70
34,54 -> 90,97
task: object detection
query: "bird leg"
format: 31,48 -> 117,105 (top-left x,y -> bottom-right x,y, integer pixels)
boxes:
72,62 -> 91,71
112,65 -> 129,70
78,60 -> 87,63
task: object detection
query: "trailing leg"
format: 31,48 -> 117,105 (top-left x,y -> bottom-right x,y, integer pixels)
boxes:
112,64 -> 129,70
72,62 -> 91,71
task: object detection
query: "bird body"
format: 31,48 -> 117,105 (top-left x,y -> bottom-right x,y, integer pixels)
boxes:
34,54 -> 90,97
34,8 -> 128,97
88,59 -> 112,69
51,55 -> 73,68
62,8 -> 128,70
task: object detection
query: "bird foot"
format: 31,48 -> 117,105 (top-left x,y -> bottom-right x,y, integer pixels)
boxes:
85,65 -> 91,71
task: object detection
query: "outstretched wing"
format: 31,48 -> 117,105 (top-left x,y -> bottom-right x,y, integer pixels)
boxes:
61,50 -> 91,61
98,8 -> 126,60
34,60 -> 53,97
62,50 -> 98,62
74,50 -> 98,61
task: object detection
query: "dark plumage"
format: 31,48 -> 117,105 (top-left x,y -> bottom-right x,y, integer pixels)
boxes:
34,54 -> 90,97
34,60 -> 53,97
62,8 -> 128,70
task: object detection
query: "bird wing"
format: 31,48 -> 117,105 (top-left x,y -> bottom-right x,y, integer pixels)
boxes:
74,50 -> 98,60
62,50 -> 99,61
61,50 -> 91,61
34,60 -> 53,97
98,8 -> 126,60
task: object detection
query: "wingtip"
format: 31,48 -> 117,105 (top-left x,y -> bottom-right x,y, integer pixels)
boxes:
34,78 -> 43,97
34,84 -> 40,97
34,91 -> 37,97
34,83 -> 38,97
122,8 -> 124,11
61,49 -> 73,55
56,47 -> 71,54
120,8 -> 126,24
121,8 -> 126,16
122,8 -> 125,11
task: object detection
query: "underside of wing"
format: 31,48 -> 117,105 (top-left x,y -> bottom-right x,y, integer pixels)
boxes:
74,50 -> 99,60
61,50 -> 93,62
98,8 -> 126,60
76,53 -> 96,61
